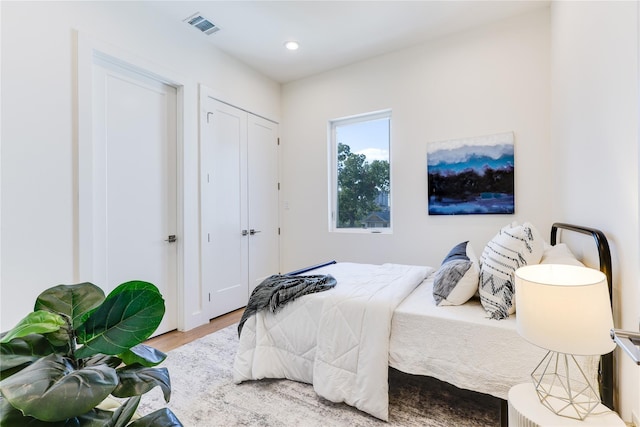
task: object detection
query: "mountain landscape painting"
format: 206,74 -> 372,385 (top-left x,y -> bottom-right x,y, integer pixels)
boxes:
427,132 -> 514,215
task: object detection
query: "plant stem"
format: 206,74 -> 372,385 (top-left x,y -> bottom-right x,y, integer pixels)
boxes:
62,314 -> 80,367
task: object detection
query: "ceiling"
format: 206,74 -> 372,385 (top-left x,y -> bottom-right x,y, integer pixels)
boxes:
149,1 -> 550,83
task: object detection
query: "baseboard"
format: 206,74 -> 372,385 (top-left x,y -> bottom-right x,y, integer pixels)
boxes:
632,410 -> 639,427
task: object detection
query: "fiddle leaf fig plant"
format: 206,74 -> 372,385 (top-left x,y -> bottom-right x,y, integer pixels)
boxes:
0,281 -> 183,426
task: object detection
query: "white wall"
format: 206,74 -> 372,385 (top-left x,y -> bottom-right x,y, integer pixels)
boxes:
550,1 -> 639,422
280,9 -> 552,272
0,1 -> 280,330
3,0 -> 636,420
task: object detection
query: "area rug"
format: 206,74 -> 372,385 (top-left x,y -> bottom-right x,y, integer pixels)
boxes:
137,324 -> 502,426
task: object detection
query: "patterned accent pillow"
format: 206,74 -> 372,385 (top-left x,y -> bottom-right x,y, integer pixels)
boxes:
479,222 -> 544,319
433,241 -> 480,306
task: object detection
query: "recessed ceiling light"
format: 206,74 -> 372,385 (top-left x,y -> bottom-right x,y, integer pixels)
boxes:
284,41 -> 300,51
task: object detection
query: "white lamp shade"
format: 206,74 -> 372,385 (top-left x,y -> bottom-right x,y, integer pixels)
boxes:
515,264 -> 615,356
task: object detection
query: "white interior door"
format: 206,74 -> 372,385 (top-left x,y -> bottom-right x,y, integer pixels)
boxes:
92,57 -> 178,335
247,115 -> 280,292
202,98 -> 249,318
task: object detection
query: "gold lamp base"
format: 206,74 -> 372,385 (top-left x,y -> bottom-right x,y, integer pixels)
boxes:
531,351 -> 601,420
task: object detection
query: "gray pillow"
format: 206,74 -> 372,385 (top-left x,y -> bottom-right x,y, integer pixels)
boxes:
433,241 -> 479,306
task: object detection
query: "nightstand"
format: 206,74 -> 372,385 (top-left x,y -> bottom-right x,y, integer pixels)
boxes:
508,383 -> 626,427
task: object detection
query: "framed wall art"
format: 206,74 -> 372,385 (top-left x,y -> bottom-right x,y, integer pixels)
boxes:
427,132 -> 514,215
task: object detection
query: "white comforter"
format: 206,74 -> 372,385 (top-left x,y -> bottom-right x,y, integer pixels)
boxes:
233,262 -> 432,420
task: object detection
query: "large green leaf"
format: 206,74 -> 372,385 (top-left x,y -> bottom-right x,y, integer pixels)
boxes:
1,396 -> 116,427
0,334 -> 62,379
110,395 -> 141,427
127,408 -> 183,427
112,366 -> 171,402
84,353 -> 123,369
1,396 -> 70,426
75,281 -> 165,359
68,408 -> 117,427
0,311 -> 65,344
0,353 -> 118,422
35,283 -> 105,329
120,344 -> 167,367
42,328 -> 71,348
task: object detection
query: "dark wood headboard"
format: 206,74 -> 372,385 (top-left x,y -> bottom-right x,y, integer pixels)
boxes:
550,222 -> 614,411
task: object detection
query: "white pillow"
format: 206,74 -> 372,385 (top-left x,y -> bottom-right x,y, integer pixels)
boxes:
433,241 -> 479,306
540,243 -> 585,267
479,222 -> 544,319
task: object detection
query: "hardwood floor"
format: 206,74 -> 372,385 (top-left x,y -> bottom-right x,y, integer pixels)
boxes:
144,308 -> 244,353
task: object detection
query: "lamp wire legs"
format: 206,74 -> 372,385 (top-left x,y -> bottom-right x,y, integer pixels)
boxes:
531,351 -> 601,420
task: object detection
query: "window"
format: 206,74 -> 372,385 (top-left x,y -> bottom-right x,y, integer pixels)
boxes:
329,110 -> 391,232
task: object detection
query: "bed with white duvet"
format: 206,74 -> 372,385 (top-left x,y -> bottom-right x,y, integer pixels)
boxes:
233,222 -> 613,423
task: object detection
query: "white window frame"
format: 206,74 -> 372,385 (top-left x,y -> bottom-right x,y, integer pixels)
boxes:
328,109 -> 392,234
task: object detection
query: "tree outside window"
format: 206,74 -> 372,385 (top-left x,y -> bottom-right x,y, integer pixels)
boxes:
330,111 -> 391,231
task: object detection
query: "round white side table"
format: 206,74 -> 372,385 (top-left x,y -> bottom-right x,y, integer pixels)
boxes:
508,383 -> 626,427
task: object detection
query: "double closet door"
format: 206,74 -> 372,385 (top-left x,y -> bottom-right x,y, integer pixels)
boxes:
201,97 -> 280,320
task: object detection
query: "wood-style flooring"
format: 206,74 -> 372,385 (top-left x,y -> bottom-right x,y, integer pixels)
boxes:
144,308 -> 243,353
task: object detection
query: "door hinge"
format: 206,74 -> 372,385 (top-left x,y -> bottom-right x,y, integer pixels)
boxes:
207,173 -> 210,183
207,233 -> 210,242
277,137 -> 280,146
278,182 -> 280,190
208,293 -> 211,302
278,227 -> 281,235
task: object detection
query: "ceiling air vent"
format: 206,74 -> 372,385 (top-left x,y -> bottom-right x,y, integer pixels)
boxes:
184,13 -> 220,36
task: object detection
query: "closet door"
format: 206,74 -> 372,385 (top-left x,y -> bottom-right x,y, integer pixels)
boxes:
247,115 -> 280,293
89,56 -> 178,336
202,96 -> 280,319
202,99 -> 249,318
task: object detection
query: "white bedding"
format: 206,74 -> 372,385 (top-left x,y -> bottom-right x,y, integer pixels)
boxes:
389,274 -> 600,400
233,262 -> 432,421
234,260 -> 600,420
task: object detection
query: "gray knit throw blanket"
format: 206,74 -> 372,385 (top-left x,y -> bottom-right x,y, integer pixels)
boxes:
238,274 -> 337,337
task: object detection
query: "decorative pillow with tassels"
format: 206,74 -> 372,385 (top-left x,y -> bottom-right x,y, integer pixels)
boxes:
479,222 -> 544,319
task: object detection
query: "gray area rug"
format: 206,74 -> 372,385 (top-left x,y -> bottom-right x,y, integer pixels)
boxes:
137,324 -> 502,426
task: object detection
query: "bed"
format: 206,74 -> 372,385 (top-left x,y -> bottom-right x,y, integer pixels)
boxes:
233,222 -> 614,425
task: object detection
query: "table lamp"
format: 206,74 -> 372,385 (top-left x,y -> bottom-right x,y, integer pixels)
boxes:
515,264 -> 615,420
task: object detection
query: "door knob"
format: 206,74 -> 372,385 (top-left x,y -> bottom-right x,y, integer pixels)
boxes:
249,229 -> 261,235
241,230 -> 249,236
165,235 -> 177,243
